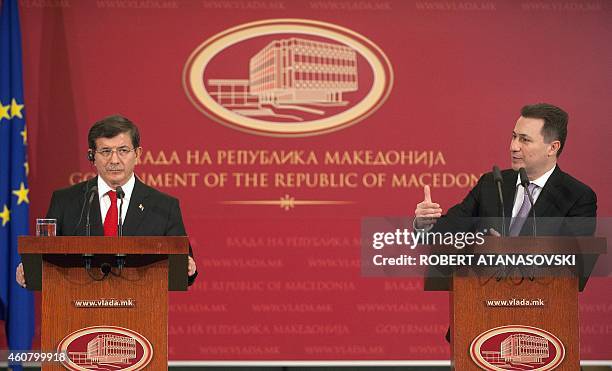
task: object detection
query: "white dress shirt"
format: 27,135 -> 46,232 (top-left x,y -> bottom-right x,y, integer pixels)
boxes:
511,165 -> 555,217
98,174 -> 136,225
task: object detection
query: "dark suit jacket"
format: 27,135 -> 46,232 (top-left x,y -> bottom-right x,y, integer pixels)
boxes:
46,176 -> 197,283
437,165 -> 597,236
433,166 -> 596,342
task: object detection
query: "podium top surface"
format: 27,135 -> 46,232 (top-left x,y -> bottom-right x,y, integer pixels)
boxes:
18,236 -> 189,255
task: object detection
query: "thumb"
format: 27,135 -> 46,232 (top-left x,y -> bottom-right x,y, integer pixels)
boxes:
423,185 -> 432,203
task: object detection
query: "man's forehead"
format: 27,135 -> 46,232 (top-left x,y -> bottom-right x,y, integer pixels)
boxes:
514,116 -> 545,136
95,133 -> 131,146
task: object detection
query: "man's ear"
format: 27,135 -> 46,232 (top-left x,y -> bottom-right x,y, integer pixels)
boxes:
548,140 -> 561,157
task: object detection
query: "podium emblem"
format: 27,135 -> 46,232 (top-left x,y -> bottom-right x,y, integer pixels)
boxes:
183,19 -> 393,137
470,325 -> 565,371
57,325 -> 153,370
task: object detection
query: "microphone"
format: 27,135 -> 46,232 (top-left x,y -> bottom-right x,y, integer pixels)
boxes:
73,178 -> 96,235
492,166 -> 506,237
518,168 -> 537,236
85,186 -> 98,236
492,166 -> 507,282
79,182 -> 98,279
115,186 -> 126,274
519,168 -> 538,282
116,186 -> 125,237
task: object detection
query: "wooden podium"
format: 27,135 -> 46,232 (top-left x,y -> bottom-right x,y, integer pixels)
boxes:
426,236 -> 606,371
18,236 -> 189,370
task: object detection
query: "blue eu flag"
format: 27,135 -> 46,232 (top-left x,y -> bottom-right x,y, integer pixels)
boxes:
0,0 -> 35,369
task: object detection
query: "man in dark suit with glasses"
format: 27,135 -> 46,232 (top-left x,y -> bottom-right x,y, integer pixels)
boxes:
17,115 -> 198,286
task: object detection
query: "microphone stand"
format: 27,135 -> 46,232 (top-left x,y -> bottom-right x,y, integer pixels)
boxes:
492,166 -> 508,282
519,168 -> 537,281
115,187 -> 126,274
117,186 -> 125,237
493,166 -> 506,237
85,188 -> 97,237
83,185 -> 98,279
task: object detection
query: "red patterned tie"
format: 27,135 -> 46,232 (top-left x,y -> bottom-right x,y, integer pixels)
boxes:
103,191 -> 118,236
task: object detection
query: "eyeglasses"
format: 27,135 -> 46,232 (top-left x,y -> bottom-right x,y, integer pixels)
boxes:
95,147 -> 137,159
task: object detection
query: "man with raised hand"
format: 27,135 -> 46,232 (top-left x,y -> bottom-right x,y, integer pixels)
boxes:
415,103 -> 596,236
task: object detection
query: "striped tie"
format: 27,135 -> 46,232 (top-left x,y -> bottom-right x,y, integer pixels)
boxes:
509,183 -> 537,236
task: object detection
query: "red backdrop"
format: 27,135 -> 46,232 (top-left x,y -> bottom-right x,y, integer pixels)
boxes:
6,0 -> 612,363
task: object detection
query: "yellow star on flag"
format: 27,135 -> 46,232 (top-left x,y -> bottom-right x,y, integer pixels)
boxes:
24,162 -> 29,176
12,182 -> 30,205
21,126 -> 27,144
0,101 -> 10,121
0,204 -> 10,227
10,98 -> 24,119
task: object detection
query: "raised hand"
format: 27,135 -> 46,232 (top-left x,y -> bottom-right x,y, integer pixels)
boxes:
414,185 -> 443,229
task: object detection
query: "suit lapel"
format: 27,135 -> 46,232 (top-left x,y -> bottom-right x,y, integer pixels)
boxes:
122,177 -> 151,236
532,165 -> 563,218
518,165 -> 563,235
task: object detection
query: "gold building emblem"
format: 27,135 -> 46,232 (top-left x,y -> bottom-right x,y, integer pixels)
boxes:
183,19 -> 393,137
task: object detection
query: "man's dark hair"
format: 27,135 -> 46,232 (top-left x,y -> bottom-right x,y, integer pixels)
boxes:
520,103 -> 568,157
88,115 -> 140,150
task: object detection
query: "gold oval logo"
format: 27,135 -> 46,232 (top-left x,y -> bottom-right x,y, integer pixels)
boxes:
470,325 -> 565,370
57,325 -> 153,370
183,19 -> 393,137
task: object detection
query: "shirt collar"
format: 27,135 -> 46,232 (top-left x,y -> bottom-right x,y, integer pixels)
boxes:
97,173 -> 136,199
515,165 -> 556,188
